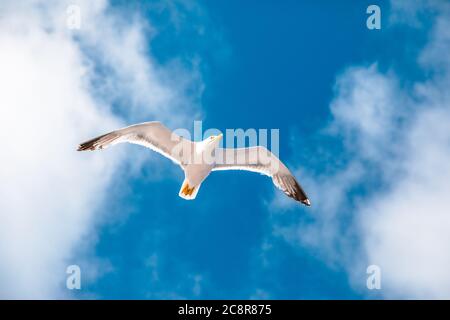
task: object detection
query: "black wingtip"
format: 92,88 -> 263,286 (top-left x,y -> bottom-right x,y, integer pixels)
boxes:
301,198 -> 311,206
290,177 -> 311,206
77,133 -> 109,151
77,141 -> 95,151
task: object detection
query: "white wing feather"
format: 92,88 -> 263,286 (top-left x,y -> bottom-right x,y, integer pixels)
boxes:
77,121 -> 193,166
213,146 -> 310,205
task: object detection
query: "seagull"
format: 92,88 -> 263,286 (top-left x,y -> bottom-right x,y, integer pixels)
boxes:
77,121 -> 311,206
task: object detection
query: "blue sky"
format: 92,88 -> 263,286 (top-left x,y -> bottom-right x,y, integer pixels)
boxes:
1,0 -> 450,299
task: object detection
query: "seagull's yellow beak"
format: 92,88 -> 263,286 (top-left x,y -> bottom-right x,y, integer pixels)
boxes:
217,133 -> 223,141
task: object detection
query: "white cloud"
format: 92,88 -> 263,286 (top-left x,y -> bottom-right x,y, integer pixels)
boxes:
0,0 -> 202,298
270,0 -> 450,298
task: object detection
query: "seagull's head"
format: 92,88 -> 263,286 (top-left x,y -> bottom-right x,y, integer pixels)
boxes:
202,134 -> 223,153
205,133 -> 223,146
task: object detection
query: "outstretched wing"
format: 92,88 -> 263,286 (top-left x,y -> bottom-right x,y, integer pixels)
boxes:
77,121 -> 193,166
213,146 -> 310,206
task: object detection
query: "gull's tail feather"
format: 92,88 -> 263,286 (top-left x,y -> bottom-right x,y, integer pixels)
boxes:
179,179 -> 201,200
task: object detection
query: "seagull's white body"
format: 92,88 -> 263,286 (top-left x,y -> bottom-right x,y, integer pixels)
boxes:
178,140 -> 217,200
78,121 -> 310,205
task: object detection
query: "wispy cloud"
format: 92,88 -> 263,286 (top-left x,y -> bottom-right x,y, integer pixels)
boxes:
0,0 -> 203,298
269,0 -> 450,298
